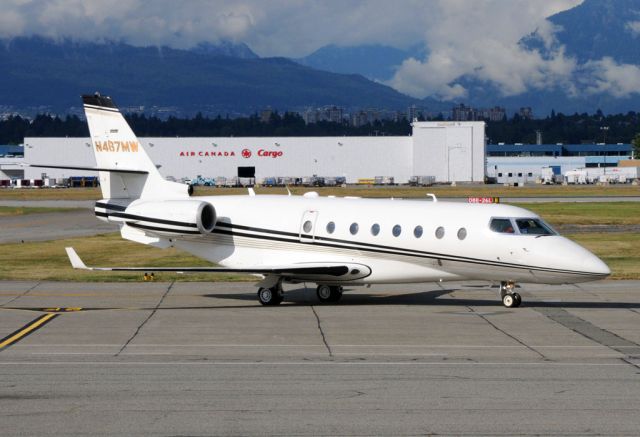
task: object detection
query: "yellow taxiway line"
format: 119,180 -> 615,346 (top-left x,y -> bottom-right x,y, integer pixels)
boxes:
0,313 -> 59,351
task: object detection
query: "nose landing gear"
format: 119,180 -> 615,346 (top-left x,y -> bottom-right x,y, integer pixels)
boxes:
500,281 -> 521,308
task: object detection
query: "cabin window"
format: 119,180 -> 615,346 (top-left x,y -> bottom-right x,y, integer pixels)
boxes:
457,227 -> 467,240
435,226 -> 445,239
528,172 -> 533,177
392,225 -> 402,237
490,218 -> 515,234
508,172 -> 513,177
498,172 -> 503,177
515,218 -> 555,235
350,222 -> 359,235
303,220 -> 313,233
414,225 -> 423,238
371,223 -> 380,236
326,221 -> 335,234
518,172 -> 523,177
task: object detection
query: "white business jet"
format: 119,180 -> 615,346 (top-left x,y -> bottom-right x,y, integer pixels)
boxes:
35,94 -> 610,308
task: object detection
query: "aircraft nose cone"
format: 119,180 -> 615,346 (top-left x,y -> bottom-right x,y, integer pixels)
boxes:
582,254 -> 611,277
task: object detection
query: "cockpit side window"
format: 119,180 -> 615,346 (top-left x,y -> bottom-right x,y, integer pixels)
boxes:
515,218 -> 556,235
490,218 -> 515,234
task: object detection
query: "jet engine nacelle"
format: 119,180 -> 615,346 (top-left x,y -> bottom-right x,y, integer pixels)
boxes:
123,200 -> 216,236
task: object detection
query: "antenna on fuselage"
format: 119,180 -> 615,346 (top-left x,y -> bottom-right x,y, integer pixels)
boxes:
427,193 -> 437,202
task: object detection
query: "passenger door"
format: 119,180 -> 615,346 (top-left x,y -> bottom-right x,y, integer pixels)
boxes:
299,210 -> 318,243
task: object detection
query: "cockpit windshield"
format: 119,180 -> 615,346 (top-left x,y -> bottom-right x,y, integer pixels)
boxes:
490,218 -> 515,234
515,218 -> 556,236
490,217 -> 557,236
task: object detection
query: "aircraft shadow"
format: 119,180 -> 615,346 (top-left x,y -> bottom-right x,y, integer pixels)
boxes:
204,287 -> 640,309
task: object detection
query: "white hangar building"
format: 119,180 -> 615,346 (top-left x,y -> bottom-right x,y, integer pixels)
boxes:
23,121 -> 486,184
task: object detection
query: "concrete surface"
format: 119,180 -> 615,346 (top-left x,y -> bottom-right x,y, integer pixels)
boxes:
0,209 -> 117,243
1,280 -> 640,435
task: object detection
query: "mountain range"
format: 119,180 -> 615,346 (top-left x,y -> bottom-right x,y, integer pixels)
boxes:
296,43 -> 427,81
1,0 -> 639,116
0,37 -> 422,115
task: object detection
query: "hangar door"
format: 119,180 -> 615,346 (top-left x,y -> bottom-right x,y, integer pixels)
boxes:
238,166 -> 255,178
445,127 -> 472,182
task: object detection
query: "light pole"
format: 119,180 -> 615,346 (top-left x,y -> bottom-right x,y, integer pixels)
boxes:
600,126 -> 609,144
600,126 -> 609,175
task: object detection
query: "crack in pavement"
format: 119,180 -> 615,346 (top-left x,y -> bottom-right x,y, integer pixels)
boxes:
116,281 -> 175,357
467,306 -> 548,361
310,306 -> 333,358
1,283 -> 41,307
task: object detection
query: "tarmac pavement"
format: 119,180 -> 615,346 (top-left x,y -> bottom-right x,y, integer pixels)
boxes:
1,280 -> 639,435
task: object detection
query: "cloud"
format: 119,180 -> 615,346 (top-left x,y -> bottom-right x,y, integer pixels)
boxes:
388,0 -> 582,100
4,0 -> 638,101
625,20 -> 640,37
581,57 -> 640,98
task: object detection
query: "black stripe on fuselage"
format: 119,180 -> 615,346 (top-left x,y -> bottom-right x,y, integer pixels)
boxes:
212,222 -> 602,277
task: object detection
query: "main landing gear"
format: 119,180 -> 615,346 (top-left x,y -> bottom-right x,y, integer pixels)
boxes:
316,285 -> 343,303
256,283 -> 344,305
257,282 -> 284,306
500,281 -> 522,308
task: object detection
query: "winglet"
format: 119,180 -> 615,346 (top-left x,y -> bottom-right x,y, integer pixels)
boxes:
65,247 -> 89,270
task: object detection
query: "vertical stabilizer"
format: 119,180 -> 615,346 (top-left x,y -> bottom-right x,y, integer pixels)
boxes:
82,93 -> 189,200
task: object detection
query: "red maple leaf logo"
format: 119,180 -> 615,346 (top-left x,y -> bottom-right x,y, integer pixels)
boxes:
241,149 -> 252,158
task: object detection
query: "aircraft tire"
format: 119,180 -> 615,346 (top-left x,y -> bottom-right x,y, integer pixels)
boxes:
317,285 -> 343,303
502,293 -> 516,308
329,286 -> 343,302
512,292 -> 522,307
258,287 -> 282,306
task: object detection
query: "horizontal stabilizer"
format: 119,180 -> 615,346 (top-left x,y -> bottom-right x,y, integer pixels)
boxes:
65,247 -> 371,280
27,164 -> 148,174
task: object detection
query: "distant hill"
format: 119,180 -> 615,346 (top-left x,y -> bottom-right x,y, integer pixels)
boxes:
296,43 -> 427,81
0,37 -> 420,114
445,0 -> 640,115
521,0 -> 640,64
189,41 -> 259,59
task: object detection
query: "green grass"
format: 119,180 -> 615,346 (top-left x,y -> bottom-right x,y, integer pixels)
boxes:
1,183 -> 639,200
514,202 -> 640,226
0,233 -> 253,282
0,206 -> 78,217
0,230 -> 636,281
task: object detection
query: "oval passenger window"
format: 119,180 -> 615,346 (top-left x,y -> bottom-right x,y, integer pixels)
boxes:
326,221 -> 335,234
303,220 -> 313,233
392,225 -> 401,237
414,225 -> 423,238
350,222 -> 359,235
371,223 -> 380,236
457,227 -> 467,240
435,227 -> 445,239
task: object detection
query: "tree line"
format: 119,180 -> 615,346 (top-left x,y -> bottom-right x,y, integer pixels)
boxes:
1,110 -> 638,147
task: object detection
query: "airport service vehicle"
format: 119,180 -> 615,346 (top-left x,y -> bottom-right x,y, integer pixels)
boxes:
34,94 -> 610,308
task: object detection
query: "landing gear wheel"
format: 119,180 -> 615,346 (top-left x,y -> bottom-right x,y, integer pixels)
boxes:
316,285 -> 343,303
512,292 -> 522,307
258,287 -> 283,306
502,293 -> 516,308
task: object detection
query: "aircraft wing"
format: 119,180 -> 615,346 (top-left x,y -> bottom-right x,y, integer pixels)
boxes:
65,247 -> 371,281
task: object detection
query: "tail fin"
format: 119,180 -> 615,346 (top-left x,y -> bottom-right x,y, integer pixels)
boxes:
83,93 -> 189,200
